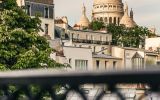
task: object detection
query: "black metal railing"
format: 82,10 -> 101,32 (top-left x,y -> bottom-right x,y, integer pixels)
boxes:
0,69 -> 160,100
72,38 -> 110,45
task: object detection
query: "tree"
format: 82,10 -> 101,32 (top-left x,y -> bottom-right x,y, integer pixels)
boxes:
1,0 -> 18,10
107,24 -> 154,48
107,24 -> 125,46
0,1 -> 64,70
90,21 -> 105,31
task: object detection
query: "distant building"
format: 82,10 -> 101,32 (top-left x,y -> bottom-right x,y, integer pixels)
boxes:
21,0 -> 55,39
145,37 -> 160,65
92,0 -> 136,27
63,46 -> 93,71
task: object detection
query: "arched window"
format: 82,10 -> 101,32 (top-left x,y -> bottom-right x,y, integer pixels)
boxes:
100,17 -> 103,21
114,17 -> 116,24
97,18 -> 99,21
132,52 -> 144,69
105,17 -> 108,22
118,17 -> 120,25
109,17 -> 112,24
113,5 -> 116,9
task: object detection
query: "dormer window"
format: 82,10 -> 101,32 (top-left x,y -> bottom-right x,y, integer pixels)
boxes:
26,5 -> 31,16
44,7 -> 49,18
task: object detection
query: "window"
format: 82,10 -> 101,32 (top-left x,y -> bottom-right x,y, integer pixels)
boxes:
105,61 -> 108,69
93,46 -> 96,53
114,17 -> 116,24
45,24 -> 49,35
100,17 -> 103,21
118,17 -> 120,25
75,60 -> 88,71
109,17 -> 112,24
96,60 -> 100,69
113,61 -> 117,69
132,52 -> 144,69
44,7 -> 49,18
101,47 -> 105,54
105,17 -> 107,22
26,5 -> 31,16
69,59 -> 71,64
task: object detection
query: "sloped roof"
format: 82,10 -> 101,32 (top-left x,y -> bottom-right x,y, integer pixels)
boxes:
132,52 -> 143,58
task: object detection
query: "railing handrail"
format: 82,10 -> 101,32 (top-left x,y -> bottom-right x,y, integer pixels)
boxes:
0,68 -> 160,85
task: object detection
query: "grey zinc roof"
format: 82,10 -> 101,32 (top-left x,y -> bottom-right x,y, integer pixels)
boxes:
93,54 -> 122,60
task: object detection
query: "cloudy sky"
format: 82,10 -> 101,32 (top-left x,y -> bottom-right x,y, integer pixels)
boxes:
55,0 -> 160,34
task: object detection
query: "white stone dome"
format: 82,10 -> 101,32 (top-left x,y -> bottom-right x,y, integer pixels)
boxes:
77,16 -> 90,27
120,15 -> 136,28
77,4 -> 90,28
94,0 -> 122,4
120,3 -> 136,27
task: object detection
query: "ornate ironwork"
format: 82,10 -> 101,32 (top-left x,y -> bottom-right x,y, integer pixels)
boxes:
0,69 -> 159,100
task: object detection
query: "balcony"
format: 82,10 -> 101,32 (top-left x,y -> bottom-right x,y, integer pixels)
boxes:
0,69 -> 159,100
72,38 -> 110,45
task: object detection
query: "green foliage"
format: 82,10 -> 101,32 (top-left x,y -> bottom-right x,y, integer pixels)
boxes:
2,0 -> 18,10
107,24 -> 154,48
1,9 -> 42,33
90,21 -> 105,31
0,1 -> 64,70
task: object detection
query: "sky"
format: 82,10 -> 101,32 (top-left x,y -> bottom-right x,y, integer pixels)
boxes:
55,0 -> 160,34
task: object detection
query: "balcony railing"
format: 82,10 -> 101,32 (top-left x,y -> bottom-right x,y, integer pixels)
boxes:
0,69 -> 160,100
72,38 -> 110,45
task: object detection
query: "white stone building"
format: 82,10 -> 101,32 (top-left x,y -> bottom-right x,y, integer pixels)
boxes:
17,0 -> 55,40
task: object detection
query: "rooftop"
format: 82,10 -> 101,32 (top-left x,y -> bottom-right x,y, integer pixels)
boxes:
26,0 -> 54,5
69,29 -> 110,35
93,54 -> 122,60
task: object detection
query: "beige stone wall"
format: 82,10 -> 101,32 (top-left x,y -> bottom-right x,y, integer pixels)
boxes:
146,55 -> 157,66
39,18 -> 55,39
112,46 -> 125,67
17,0 -> 25,6
72,43 -> 110,55
63,46 -> 93,71
145,37 -> 160,51
93,58 -> 122,71
112,46 -> 146,69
